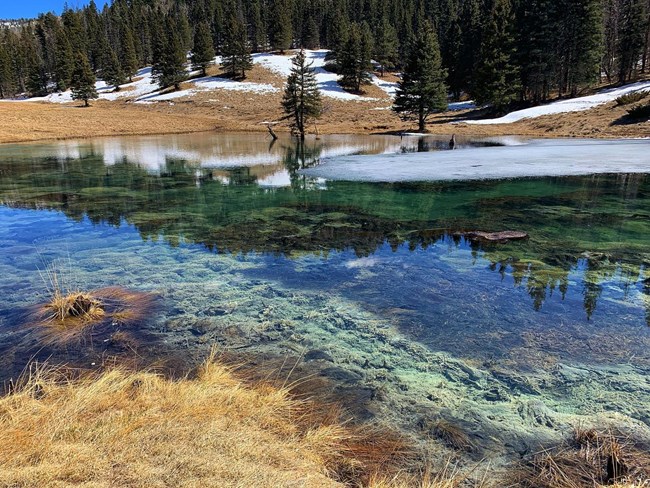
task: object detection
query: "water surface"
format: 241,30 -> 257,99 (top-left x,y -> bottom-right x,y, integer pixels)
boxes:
1,133 -> 649,466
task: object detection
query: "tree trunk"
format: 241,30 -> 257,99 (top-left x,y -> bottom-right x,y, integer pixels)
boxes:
84,99 -> 89,107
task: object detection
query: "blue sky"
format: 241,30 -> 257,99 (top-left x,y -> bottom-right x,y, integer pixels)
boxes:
1,0 -> 109,19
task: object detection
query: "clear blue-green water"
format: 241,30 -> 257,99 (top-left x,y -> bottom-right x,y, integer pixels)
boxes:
1,133 -> 649,465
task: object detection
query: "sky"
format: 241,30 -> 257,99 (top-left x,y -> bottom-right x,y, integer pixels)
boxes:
1,0 -> 109,19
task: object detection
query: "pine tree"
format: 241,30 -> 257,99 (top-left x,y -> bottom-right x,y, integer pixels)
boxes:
176,7 -> 193,53
249,0 -> 267,52
71,52 -> 98,106
374,15 -> 399,76
618,0 -> 646,82
338,23 -> 372,93
26,60 -> 48,97
102,47 -> 126,90
221,15 -> 253,79
120,25 -> 139,82
472,0 -> 520,111
304,17 -> 320,49
441,0 -> 464,99
556,0 -> 603,95
457,0 -> 483,95
154,16 -> 188,91
192,22 -> 216,76
53,25 -> 74,91
0,35 -> 15,98
282,49 -> 322,140
517,0 -> 558,103
392,21 -> 447,132
270,0 -> 292,52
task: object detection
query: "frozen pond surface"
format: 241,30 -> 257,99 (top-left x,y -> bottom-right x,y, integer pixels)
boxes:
304,138 -> 650,182
1,133 -> 649,473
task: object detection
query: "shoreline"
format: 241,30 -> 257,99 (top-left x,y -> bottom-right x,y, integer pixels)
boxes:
1,95 -> 648,145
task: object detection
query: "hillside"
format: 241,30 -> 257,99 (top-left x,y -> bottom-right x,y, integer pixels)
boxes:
0,50 -> 648,143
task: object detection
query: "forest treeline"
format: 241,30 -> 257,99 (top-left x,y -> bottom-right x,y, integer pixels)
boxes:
0,0 -> 649,108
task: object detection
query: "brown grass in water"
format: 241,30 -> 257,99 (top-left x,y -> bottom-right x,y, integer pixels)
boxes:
29,286 -> 156,344
511,427 -> 650,488
0,354 -> 447,488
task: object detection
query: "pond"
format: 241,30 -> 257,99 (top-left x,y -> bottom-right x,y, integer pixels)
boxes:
1,132 -> 649,468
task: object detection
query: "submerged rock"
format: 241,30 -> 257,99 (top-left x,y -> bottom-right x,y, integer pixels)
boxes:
459,230 -> 529,243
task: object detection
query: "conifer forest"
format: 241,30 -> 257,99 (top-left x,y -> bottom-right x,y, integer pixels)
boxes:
0,0 -> 649,109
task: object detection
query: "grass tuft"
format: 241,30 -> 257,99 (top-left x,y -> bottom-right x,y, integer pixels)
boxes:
616,90 -> 649,106
511,428 -> 650,488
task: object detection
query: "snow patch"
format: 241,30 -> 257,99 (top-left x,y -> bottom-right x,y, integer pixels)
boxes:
253,50 -> 378,101
135,75 -> 277,103
467,81 -> 650,124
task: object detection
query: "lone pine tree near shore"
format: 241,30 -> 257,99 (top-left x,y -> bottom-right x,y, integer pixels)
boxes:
71,52 -> 98,106
393,22 -> 447,132
282,49 -> 322,140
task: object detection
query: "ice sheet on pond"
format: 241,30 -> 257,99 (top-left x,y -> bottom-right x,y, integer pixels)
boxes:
302,138 -> 650,182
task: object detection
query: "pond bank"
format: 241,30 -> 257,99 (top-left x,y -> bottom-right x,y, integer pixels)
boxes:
0,93 -> 648,145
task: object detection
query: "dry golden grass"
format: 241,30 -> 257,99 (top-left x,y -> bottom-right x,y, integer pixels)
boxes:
0,352 -> 442,488
0,356 -> 347,488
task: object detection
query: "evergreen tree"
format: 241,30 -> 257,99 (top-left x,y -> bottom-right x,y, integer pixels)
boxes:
472,0 -> 520,111
154,16 -> 188,90
192,22 -> 216,76
304,17 -> 320,49
71,52 -> 98,106
249,0 -> 267,52
392,21 -> 448,132
221,15 -> 253,79
26,60 -> 48,97
176,7 -> 193,53
120,24 -> 139,82
338,23 -> 372,93
457,0 -> 483,95
282,49 -> 322,140
102,47 -> 126,90
374,15 -> 400,76
441,0 -> 464,99
617,0 -> 646,82
0,35 -> 14,98
53,25 -> 74,91
270,0 -> 293,52
557,0 -> 603,95
517,0 -> 558,103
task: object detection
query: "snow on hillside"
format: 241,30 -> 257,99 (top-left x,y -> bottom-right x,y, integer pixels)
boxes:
253,50 -> 389,100
467,80 -> 650,124
136,76 -> 278,103
22,67 -> 160,104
